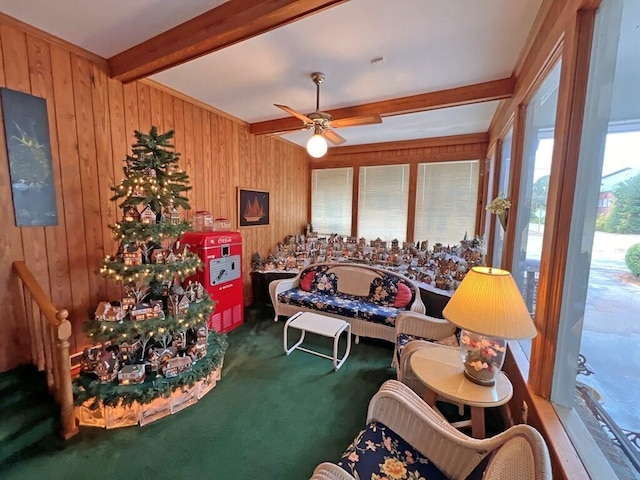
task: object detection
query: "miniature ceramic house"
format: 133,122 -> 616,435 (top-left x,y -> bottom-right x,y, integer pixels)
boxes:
123,206 -> 140,223
171,331 -> 186,349
185,282 -> 205,303
81,346 -> 104,372
94,351 -> 119,383
118,364 -> 146,385
161,279 -> 173,296
123,245 -> 142,266
121,295 -> 136,311
162,356 -> 192,378
187,341 -> 207,361
147,347 -> 177,373
168,294 -> 190,316
171,241 -> 189,260
129,303 -> 152,322
152,248 -> 167,264
94,301 -> 125,322
140,205 -> 156,225
119,339 -> 142,358
162,206 -> 180,225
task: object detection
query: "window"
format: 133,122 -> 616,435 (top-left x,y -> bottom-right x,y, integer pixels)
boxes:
492,128 -> 513,268
552,0 -> 640,477
358,164 -> 409,242
311,168 -> 353,235
414,161 -> 479,245
512,61 -> 561,317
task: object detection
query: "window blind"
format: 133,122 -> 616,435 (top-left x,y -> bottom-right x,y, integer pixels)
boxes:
311,168 -> 353,235
414,161 -> 479,245
358,164 -> 409,242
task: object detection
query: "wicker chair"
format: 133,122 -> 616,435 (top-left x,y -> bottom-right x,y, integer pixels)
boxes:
310,380 -> 552,480
393,311 -> 458,374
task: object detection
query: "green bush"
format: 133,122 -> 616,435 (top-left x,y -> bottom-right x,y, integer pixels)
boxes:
625,243 -> 640,276
595,214 -> 610,232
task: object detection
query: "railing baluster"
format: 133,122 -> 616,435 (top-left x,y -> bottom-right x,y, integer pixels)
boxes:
22,289 -> 39,367
41,311 -> 55,390
11,261 -> 79,440
32,297 -> 47,371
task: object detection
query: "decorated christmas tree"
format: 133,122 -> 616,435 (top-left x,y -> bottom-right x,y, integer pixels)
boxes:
74,127 -> 227,409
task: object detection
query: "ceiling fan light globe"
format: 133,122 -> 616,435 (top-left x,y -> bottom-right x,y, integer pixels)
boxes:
307,134 -> 328,158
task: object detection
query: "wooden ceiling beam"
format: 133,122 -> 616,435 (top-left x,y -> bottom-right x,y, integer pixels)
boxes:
108,0 -> 349,83
249,77 -> 515,135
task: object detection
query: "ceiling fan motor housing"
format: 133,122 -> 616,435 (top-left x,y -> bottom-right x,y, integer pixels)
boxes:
307,111 -> 333,128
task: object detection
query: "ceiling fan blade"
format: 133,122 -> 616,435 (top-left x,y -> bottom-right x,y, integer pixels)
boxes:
331,113 -> 382,129
321,128 -> 347,145
274,104 -> 314,124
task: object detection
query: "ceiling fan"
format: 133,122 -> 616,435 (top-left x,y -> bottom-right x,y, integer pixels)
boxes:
275,72 -> 382,157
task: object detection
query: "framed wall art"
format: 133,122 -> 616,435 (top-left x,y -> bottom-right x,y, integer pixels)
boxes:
1,87 -> 58,227
238,188 -> 269,227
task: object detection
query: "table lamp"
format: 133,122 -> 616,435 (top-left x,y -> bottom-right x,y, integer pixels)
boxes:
442,266 -> 537,386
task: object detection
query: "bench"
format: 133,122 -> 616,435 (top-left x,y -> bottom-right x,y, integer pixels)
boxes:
269,262 -> 425,343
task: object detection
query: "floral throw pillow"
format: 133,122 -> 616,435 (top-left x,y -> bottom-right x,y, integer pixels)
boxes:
368,276 -> 399,307
299,271 -> 316,292
393,281 -> 413,308
338,421 -> 444,480
312,272 -> 338,295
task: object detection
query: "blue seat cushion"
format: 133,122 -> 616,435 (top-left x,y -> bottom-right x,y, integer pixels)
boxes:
338,421 -> 488,480
396,333 -> 434,363
396,332 -> 460,363
277,289 -> 360,318
277,289 -> 402,325
358,302 -> 402,326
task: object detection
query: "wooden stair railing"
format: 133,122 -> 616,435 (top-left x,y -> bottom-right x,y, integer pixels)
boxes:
12,261 -> 79,440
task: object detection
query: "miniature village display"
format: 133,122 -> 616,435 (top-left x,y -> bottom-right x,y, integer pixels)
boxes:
73,127 -> 227,428
252,229 -> 485,292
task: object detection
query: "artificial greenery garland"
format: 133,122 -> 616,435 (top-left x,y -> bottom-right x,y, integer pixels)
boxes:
83,297 -> 215,342
73,333 -> 228,408
98,251 -> 203,284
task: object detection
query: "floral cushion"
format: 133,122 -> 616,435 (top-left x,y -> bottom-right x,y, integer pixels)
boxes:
396,332 -> 460,363
338,421 -> 489,480
358,302 -> 402,326
277,289 -> 360,318
312,272 -> 339,295
368,276 -> 399,307
278,288 -> 402,325
338,421 -> 447,480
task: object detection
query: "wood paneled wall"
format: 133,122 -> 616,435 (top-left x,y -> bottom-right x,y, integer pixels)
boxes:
319,133 -> 488,168
0,16 -> 309,373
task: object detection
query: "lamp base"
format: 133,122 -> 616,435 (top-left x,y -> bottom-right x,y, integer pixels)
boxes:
463,369 -> 496,387
459,330 -> 507,388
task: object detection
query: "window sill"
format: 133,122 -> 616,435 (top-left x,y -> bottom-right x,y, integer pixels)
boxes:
504,340 -> 591,480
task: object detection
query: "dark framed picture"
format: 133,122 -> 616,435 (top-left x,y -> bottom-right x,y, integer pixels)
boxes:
238,188 -> 269,227
1,87 -> 58,227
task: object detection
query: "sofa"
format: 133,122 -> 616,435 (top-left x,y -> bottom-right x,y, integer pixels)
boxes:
310,380 -> 552,480
269,263 -> 426,343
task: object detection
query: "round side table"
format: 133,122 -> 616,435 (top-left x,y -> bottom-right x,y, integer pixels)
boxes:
408,342 -> 513,438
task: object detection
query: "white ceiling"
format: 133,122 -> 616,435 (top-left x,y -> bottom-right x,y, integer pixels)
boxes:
0,0 -> 543,149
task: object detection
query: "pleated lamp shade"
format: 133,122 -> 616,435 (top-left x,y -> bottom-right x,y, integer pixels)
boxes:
443,266 -> 537,339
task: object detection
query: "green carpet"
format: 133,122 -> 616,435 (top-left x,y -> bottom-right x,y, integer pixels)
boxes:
0,306 -> 397,480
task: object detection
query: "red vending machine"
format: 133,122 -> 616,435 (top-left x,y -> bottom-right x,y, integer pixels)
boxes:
181,231 -> 244,333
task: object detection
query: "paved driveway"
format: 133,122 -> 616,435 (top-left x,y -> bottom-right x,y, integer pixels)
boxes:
524,227 -> 640,432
